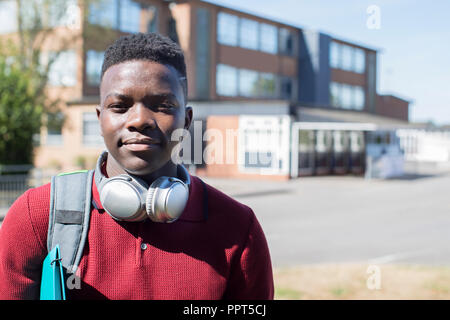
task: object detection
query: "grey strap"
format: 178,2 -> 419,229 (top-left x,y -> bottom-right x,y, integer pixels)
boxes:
47,170 -> 94,274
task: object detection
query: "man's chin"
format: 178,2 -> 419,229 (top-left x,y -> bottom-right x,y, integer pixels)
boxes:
122,161 -> 162,176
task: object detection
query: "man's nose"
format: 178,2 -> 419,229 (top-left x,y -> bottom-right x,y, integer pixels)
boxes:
126,103 -> 157,131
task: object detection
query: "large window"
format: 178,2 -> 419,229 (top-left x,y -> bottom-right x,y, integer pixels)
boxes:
259,23 -> 278,54
217,64 -> 279,98
217,12 -> 238,46
48,0 -> 78,28
83,113 -> 103,146
86,50 -> 104,86
0,0 -> 18,33
217,12 -> 285,55
329,41 -> 341,69
341,84 -> 353,109
0,0 -> 79,33
239,116 -> 291,175
239,18 -> 259,50
258,72 -> 277,98
88,0 -> 150,33
354,48 -> 366,73
146,5 -> 158,33
238,69 -> 259,97
353,86 -> 365,110
47,50 -> 77,87
341,45 -> 354,72
88,0 -> 119,29
119,0 -> 141,33
216,64 -> 238,96
330,82 -> 341,107
330,82 -> 365,110
329,41 -> 366,74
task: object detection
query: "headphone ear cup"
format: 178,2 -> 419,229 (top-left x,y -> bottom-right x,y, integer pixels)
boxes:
99,176 -> 148,222
145,186 -> 157,221
145,177 -> 189,223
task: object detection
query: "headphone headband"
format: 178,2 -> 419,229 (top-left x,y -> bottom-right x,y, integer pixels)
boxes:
94,151 -> 190,189
94,151 -> 190,222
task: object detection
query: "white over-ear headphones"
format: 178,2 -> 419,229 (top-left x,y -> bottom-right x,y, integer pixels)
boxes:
94,151 -> 190,223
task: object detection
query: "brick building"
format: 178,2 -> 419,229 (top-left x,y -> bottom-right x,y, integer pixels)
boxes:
0,0 -> 411,178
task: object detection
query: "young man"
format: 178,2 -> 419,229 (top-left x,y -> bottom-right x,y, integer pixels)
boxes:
0,33 -> 274,299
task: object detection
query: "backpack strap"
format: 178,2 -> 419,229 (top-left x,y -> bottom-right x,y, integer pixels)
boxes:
47,170 -> 94,274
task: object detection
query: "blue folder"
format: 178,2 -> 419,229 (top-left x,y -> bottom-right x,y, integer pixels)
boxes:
40,245 -> 66,300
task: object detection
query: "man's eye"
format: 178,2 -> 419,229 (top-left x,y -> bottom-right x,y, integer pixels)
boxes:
158,104 -> 176,111
159,103 -> 174,108
109,104 -> 128,111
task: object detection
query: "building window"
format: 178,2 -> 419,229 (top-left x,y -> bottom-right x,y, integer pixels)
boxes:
46,112 -> 64,145
47,50 -> 77,87
217,12 -> 238,46
354,48 -> 366,73
353,86 -> 365,110
239,18 -> 259,50
83,112 -> 103,146
0,0 -> 18,33
195,7 -> 211,99
341,45 -> 354,72
88,0 -> 157,33
330,41 -> 341,69
238,69 -> 259,97
330,41 -> 366,74
88,0 -> 119,29
48,0 -> 78,28
243,129 -> 274,169
258,72 -> 277,98
341,84 -> 353,109
279,28 -> 295,56
330,82 -> 341,107
145,5 -> 158,33
119,0 -> 141,33
218,64 -> 280,98
216,64 -> 238,96
259,23 -> 278,54
330,82 -> 365,110
86,50 -> 104,86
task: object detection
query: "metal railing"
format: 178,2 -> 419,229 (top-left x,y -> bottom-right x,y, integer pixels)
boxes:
0,165 -> 52,209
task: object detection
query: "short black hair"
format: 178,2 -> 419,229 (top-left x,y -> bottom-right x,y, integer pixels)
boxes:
101,33 -> 187,93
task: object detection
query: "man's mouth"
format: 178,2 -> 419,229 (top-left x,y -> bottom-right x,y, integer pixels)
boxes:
120,137 -> 161,151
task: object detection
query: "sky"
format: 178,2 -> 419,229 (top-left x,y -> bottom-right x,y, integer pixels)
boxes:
206,0 -> 450,125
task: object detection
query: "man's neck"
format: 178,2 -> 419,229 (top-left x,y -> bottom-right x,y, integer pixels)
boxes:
105,154 -> 178,186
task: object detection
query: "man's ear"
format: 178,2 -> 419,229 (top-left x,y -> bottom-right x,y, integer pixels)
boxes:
184,106 -> 193,130
96,105 -> 103,137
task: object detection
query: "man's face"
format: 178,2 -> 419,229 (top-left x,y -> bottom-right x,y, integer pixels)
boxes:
97,60 -> 192,176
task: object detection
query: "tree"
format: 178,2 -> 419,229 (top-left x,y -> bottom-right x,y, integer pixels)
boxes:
0,52 -> 43,166
0,0 -> 81,167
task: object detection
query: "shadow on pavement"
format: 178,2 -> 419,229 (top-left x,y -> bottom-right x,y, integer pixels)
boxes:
232,188 -> 292,198
387,173 -> 440,181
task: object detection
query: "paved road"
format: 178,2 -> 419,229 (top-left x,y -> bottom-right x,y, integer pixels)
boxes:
2,164 -> 449,268
203,169 -> 450,268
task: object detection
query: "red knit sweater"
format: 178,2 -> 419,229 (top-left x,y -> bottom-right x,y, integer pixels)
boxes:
0,173 -> 274,300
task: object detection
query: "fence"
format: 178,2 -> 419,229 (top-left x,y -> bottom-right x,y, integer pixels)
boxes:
0,165 -> 53,209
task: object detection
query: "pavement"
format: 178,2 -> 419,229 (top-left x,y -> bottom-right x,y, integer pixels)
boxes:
201,164 -> 450,268
2,162 -> 450,268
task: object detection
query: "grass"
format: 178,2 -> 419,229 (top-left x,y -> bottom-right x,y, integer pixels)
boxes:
273,263 -> 450,300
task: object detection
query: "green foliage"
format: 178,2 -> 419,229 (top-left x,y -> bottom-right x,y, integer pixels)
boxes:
0,52 -> 44,166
